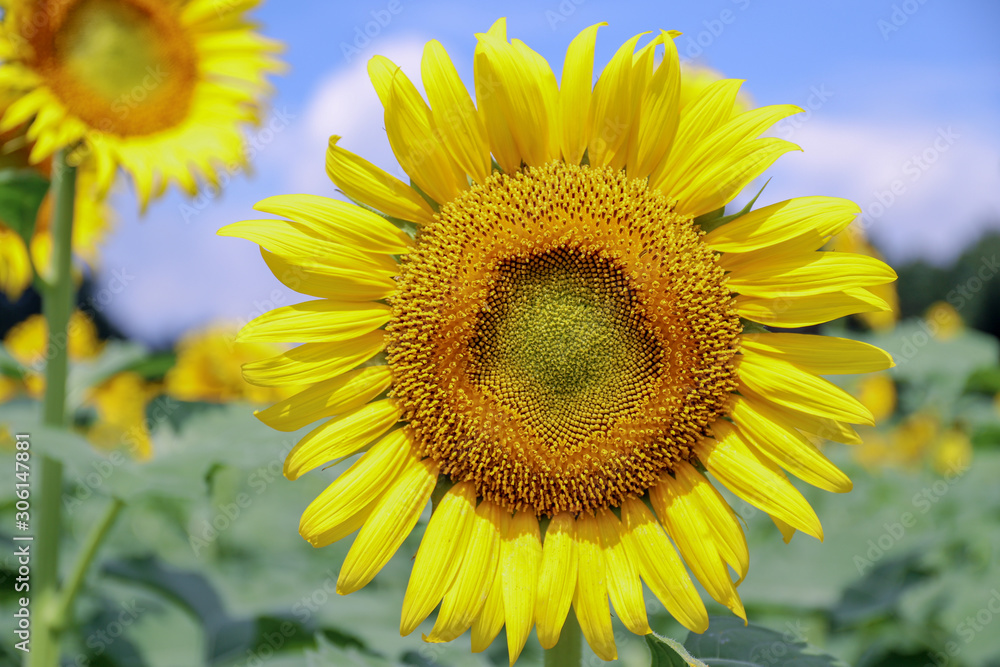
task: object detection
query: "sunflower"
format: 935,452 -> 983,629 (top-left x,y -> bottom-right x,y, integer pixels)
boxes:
3,310 -> 103,398
0,89 -> 113,300
0,0 -> 284,207
222,21 -> 896,663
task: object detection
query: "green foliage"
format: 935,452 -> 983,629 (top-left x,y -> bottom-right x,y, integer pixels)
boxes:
0,168 -> 49,244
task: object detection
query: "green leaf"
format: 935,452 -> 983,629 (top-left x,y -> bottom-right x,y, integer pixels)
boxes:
829,552 -> 931,629
0,168 -> 49,244
963,365 -> 1000,395
647,632 -> 709,667
116,352 -> 177,381
684,617 -> 844,667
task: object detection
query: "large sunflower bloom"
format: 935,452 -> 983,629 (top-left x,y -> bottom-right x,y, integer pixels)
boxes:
0,0 -> 284,207
223,21 -> 896,663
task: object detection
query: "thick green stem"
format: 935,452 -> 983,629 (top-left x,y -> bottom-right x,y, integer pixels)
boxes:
545,608 -> 583,667
31,148 -> 77,667
41,149 -> 77,427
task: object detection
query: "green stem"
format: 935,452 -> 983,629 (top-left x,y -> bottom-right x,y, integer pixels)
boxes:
41,148 -> 77,427
52,497 -> 124,630
545,608 -> 583,667
31,148 -> 77,667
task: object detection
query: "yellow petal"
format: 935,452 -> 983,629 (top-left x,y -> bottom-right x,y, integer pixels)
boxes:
704,197 -> 860,253
588,32 -> 645,168
242,333 -> 384,387
573,512 -> 617,662
702,421 -> 823,540
727,251 -> 897,298
768,397 -> 862,445
735,288 -> 891,328
738,350 -> 875,425
370,55 -> 467,204
326,136 -> 435,224
219,219 -> 397,274
426,500 -> 504,643
536,513 -> 578,649
422,40 -> 492,184
595,508 -> 650,635
501,510 -> 542,666
337,457 -> 439,594
283,399 -> 400,481
299,427 -> 417,547
673,137 -> 800,218
471,509 -> 510,653
620,497 -> 708,634
739,332 -> 894,375
255,365 -> 393,432
261,248 -> 397,302
650,78 -> 743,188
475,33 -> 554,168
253,194 -> 414,254
730,394 -> 853,493
474,18 -> 519,173
401,481 -> 477,635
650,469 -> 746,621
238,300 -> 390,344
558,23 -> 604,164
631,31 -> 680,178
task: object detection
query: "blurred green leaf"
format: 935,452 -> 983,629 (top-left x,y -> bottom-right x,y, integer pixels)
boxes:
684,617 -> 843,667
647,632 -> 708,666
0,168 -> 49,244
963,365 -> 1000,395
829,552 -> 932,629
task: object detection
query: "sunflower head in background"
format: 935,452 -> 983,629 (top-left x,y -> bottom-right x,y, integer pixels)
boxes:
0,0 -> 285,207
222,20 -> 896,663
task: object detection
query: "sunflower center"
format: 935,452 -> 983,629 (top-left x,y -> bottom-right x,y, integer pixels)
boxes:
28,0 -> 198,136
388,161 -> 741,515
469,248 -> 662,446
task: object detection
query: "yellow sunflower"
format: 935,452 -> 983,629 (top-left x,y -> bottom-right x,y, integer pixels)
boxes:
3,310 -> 103,398
222,21 -> 895,663
0,89 -> 113,300
0,0 -> 284,207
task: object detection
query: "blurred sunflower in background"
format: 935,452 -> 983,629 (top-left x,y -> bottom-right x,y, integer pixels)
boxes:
164,322 -> 302,404
0,91 -> 113,300
0,0 -> 285,207
224,20 -> 895,663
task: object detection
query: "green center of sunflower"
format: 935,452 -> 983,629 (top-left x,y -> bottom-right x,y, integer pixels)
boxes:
388,161 -> 742,515
468,247 -> 662,443
28,0 -> 198,136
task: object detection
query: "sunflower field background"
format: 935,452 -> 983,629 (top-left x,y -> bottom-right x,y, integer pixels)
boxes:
1,1 -> 999,666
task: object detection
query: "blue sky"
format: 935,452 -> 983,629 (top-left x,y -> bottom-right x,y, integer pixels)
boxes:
95,0 -> 1000,345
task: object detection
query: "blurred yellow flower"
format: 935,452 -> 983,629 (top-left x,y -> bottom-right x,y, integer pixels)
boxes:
831,224 -> 899,331
856,373 -> 896,423
0,92 -> 114,300
2,311 -> 103,398
931,429 -> 972,476
85,371 -> 157,460
924,300 -> 963,341
0,0 -> 285,207
165,324 -> 297,404
892,412 -> 939,467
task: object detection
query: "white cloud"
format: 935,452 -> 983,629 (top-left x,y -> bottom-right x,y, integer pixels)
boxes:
284,35 -> 430,195
760,118 -> 1000,265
